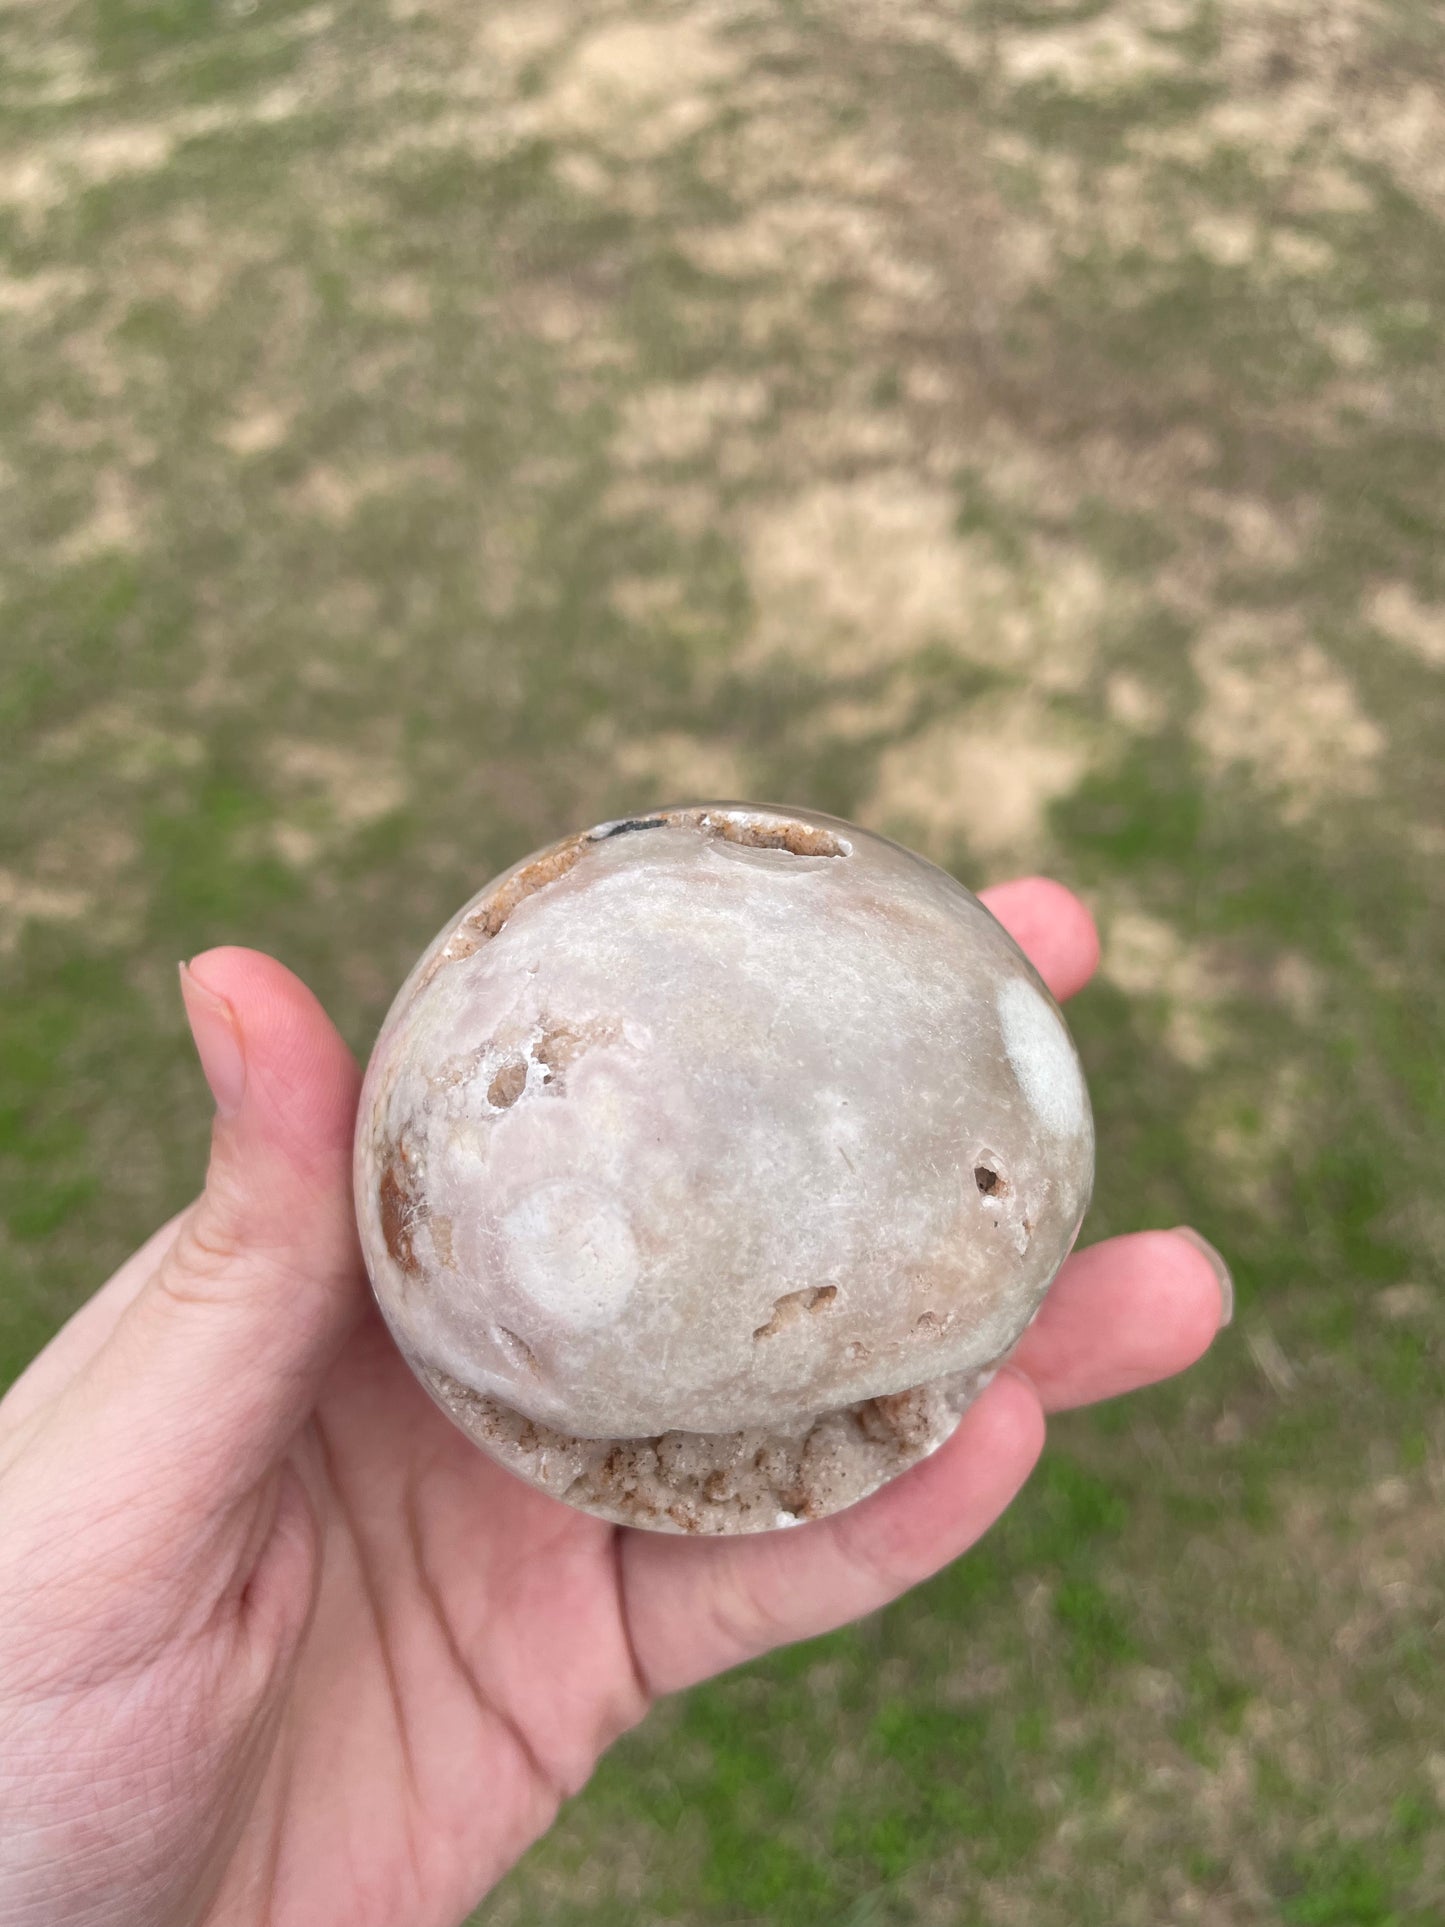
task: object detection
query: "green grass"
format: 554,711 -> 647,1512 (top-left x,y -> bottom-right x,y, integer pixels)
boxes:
2,0 -> 1442,1919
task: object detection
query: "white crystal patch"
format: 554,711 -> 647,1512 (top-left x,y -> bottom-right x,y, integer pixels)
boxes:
996,977 -> 1086,1137
501,1181 -> 639,1324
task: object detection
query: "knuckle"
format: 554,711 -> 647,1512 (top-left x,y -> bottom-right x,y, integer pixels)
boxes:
159,1206 -> 248,1303
706,1564 -> 797,1667
832,1506 -> 916,1602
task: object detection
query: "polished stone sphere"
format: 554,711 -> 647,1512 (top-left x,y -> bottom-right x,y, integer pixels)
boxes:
354,804 -> 1093,1533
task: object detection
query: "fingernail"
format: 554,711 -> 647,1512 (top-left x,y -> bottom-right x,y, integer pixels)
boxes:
1172,1226 -> 1233,1328
179,961 -> 247,1119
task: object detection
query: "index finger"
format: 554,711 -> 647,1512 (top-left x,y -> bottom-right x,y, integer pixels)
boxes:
978,876 -> 1099,1002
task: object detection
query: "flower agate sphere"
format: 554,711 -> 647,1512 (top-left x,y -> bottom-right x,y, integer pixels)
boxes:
354,805 -> 1094,1534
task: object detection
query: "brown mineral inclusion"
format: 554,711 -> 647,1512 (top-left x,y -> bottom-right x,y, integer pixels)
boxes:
354,804 -> 1094,1534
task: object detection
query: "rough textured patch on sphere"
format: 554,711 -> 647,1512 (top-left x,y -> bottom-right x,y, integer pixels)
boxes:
354,802 -> 1094,1533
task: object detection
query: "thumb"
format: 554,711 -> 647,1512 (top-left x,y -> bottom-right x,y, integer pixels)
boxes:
69,948 -> 367,1518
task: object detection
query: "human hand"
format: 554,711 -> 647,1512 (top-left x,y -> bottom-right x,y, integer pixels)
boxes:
0,879 -> 1229,1927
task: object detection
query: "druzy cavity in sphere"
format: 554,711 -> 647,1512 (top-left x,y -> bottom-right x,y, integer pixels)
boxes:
354,804 -> 1094,1534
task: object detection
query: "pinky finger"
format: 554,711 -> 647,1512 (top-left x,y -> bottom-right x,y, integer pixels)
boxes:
621,1370 -> 1045,1698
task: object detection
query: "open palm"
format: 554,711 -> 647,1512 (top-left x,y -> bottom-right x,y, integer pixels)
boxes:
0,879 -> 1227,1927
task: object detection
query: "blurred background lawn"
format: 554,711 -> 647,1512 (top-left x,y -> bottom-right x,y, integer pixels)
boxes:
1,0 -> 1442,1921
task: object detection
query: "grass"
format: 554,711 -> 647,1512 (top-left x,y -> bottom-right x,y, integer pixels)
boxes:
1,0 -> 1442,1920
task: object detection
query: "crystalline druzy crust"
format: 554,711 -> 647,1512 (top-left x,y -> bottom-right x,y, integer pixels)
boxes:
354,804 -> 1094,1534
